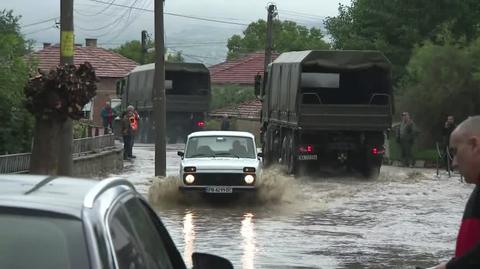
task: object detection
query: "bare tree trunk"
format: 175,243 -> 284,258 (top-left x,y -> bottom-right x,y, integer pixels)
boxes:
30,117 -> 73,175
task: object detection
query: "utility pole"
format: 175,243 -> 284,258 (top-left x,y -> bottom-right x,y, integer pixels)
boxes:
141,30 -> 148,64
58,0 -> 74,175
153,0 -> 166,176
264,4 -> 276,74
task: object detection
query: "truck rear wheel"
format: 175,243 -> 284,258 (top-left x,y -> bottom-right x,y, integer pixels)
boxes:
263,127 -> 274,167
362,160 -> 381,179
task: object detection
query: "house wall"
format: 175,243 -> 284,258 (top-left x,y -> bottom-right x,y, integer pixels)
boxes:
92,77 -> 120,126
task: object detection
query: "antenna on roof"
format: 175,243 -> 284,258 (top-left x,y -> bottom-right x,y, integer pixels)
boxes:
24,175 -> 58,195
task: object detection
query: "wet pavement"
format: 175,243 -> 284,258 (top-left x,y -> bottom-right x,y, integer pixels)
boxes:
112,144 -> 473,269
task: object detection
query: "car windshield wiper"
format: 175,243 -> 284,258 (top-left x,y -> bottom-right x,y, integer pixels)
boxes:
216,152 -> 240,158
189,153 -> 216,158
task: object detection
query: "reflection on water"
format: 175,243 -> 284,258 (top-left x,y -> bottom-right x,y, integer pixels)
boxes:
241,213 -> 256,269
183,211 -> 195,267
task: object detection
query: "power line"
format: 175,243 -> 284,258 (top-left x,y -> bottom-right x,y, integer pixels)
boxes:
277,9 -> 325,20
21,17 -> 59,28
87,0 -> 249,26
24,26 -> 57,35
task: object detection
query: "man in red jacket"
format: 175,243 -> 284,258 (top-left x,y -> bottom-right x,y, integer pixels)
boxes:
431,115 -> 480,269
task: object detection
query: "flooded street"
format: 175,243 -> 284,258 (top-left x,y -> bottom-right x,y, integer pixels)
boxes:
114,144 -> 473,269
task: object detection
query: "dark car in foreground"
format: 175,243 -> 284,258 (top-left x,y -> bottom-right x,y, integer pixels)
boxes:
0,175 -> 233,269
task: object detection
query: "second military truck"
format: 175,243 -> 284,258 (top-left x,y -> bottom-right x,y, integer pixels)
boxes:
118,62 -> 211,143
256,50 -> 393,178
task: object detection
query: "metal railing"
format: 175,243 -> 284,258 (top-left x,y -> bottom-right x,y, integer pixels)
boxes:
0,134 -> 116,174
72,134 -> 115,155
0,153 -> 31,174
435,142 -> 462,181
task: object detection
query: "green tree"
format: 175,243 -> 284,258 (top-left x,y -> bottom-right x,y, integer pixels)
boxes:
112,40 -> 155,64
0,10 -> 34,154
325,0 -> 480,82
227,19 -> 329,60
397,38 -> 480,146
166,51 -> 185,63
113,41 -> 185,64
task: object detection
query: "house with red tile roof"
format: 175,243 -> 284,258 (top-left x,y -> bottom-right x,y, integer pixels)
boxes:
209,52 -> 278,122
209,52 -> 278,85
30,38 -> 138,126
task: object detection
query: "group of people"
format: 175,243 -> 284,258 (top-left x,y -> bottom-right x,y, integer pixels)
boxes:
396,112 -> 457,170
394,114 -> 480,268
101,102 -> 140,160
426,115 -> 480,268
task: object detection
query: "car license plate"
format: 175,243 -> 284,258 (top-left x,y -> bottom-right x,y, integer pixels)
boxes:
298,154 -> 317,160
206,186 -> 233,193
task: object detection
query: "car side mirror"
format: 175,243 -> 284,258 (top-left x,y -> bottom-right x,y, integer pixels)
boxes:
257,152 -> 263,158
192,252 -> 233,269
177,151 -> 184,157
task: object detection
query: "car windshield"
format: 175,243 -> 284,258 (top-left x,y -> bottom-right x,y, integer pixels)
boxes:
185,136 -> 255,159
0,212 -> 90,269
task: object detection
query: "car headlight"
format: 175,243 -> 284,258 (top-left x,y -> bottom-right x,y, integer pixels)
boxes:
244,174 -> 255,184
185,174 -> 195,184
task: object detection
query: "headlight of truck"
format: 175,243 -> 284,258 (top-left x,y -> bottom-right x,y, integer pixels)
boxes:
185,174 -> 195,184
244,174 -> 255,184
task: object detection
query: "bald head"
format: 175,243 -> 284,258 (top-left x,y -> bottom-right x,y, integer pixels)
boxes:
455,116 -> 480,137
450,115 -> 480,184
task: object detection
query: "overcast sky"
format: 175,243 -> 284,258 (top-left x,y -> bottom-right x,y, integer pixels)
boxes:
4,0 -> 351,63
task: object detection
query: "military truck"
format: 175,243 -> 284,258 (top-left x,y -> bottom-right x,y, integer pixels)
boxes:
255,50 -> 393,178
117,62 -> 211,143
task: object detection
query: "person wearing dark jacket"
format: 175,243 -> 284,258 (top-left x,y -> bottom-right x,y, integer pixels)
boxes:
121,111 -> 133,160
429,115 -> 480,269
443,115 -> 456,171
221,114 -> 230,131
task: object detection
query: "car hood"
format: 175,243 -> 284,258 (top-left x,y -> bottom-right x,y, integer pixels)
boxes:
182,158 -> 259,171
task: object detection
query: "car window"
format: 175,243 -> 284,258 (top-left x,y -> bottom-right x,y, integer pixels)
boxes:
123,198 -> 175,269
0,212 -> 89,269
108,204 -> 147,269
186,136 -> 255,158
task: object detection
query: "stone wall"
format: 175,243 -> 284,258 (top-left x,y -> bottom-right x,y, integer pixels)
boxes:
72,147 -> 123,177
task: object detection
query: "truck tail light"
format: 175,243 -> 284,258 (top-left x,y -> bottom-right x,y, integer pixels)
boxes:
299,144 -> 314,153
371,147 -> 385,155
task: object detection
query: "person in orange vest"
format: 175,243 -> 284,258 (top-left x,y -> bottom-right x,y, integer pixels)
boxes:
127,105 -> 140,158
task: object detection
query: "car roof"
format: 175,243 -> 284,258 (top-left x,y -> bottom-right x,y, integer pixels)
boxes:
0,174 -> 105,218
188,131 -> 255,139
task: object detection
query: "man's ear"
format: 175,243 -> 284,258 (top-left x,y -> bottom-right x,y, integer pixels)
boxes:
469,136 -> 480,153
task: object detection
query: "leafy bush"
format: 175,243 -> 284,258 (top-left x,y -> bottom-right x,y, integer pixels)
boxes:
0,10 -> 34,154
210,85 -> 255,110
397,38 -> 480,147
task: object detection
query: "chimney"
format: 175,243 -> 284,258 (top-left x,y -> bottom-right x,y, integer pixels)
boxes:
85,38 -> 97,47
43,43 -> 51,48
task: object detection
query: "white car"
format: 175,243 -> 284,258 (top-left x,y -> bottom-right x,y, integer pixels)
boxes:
177,131 -> 262,194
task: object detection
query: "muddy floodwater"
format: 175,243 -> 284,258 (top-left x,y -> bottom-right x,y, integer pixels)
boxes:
117,145 -> 472,269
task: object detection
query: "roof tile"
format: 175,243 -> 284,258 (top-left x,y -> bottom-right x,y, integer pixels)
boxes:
209,52 -> 279,85
30,45 -> 138,78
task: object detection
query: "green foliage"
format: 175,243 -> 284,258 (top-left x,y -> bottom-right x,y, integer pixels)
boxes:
112,40 -> 185,64
397,39 -> 480,146
112,40 -> 154,64
166,51 -> 184,63
0,10 -> 34,154
227,19 -> 329,60
210,85 -> 255,110
325,0 -> 480,82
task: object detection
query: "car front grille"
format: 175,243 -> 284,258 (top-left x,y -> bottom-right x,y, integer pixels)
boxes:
191,173 -> 248,186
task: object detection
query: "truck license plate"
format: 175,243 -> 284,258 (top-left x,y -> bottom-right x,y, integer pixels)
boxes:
298,154 -> 317,161
206,186 -> 233,193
